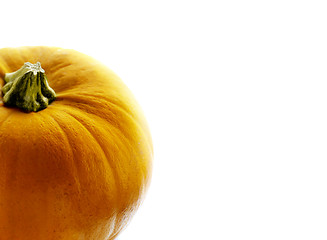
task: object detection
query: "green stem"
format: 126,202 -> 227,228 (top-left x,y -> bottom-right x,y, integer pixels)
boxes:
2,62 -> 56,112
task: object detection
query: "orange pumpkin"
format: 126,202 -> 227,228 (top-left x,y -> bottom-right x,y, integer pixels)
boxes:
0,46 -> 153,240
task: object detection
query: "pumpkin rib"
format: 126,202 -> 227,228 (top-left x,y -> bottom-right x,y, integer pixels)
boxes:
45,113 -> 82,193
52,99 -> 149,189
54,104 -> 150,236
46,108 -> 120,236
59,109 -> 121,235
0,110 -> 14,131
101,99 -> 153,183
60,108 -> 121,199
67,92 -> 133,115
47,108 -> 115,190
0,112 -> 21,239
54,94 -> 119,126
56,92 -> 127,115
48,60 -> 72,74
57,92 -> 152,154
57,96 -> 152,189
53,94 -> 136,144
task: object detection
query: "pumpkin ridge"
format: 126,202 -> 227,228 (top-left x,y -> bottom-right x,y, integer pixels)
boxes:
55,104 -> 150,236
46,109 -> 120,236
54,93 -> 117,122
0,111 -> 14,131
59,94 -> 153,188
53,94 -> 133,140
48,61 -> 72,74
0,112 -> 21,238
58,92 -> 152,151
61,110 -> 120,233
61,110 -> 121,200
70,92 -> 131,113
45,113 -> 82,193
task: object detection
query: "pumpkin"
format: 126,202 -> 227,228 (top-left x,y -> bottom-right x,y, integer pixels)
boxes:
0,46 -> 153,240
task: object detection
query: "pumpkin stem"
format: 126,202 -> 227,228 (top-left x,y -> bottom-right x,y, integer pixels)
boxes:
2,62 -> 56,112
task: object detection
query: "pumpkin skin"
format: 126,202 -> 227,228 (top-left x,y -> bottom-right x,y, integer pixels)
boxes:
0,46 -> 153,240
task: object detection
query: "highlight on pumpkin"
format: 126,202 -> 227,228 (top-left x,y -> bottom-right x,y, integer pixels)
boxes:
2,62 -> 56,112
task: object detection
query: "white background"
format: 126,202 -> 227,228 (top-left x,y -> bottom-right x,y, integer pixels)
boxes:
1,0 -> 327,239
